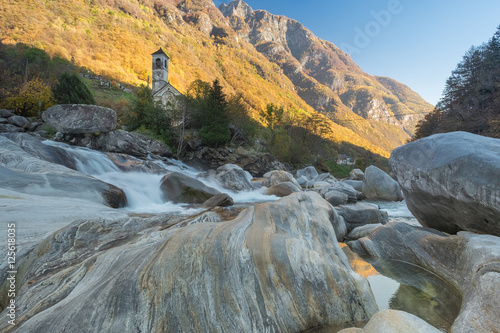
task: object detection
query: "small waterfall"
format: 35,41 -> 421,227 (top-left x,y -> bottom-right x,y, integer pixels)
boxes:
42,140 -> 276,214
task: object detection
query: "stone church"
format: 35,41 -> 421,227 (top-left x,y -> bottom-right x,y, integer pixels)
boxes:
151,48 -> 181,104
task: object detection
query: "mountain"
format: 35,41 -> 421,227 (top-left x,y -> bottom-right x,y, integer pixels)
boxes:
0,0 -> 432,157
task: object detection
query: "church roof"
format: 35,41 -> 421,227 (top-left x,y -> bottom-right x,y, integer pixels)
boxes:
152,47 -> 170,58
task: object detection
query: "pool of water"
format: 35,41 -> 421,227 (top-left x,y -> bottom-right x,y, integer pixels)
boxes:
342,201 -> 462,332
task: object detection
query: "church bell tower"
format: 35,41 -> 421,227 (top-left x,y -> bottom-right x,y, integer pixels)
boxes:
152,48 -> 169,96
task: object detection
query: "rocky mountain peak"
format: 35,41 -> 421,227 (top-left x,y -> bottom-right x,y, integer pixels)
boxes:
218,0 -> 254,18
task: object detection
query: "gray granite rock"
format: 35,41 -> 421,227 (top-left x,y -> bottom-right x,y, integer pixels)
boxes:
337,203 -> 388,233
0,124 -> 24,132
265,181 -> 302,197
8,115 -> 30,128
296,165 -> 319,181
160,171 -> 220,204
202,193 -> 234,208
362,165 -> 403,201
42,104 -> 116,134
390,131 -> 500,236
0,109 -> 12,118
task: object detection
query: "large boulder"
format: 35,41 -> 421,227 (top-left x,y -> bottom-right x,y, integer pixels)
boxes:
160,171 -> 220,203
348,222 -> 500,333
390,131 -> 500,236
321,181 -> 360,203
263,170 -> 301,188
296,166 -> 319,181
362,166 -> 403,201
200,164 -> 254,191
324,190 -> 349,206
42,104 -> 117,134
0,192 -> 377,332
337,203 -> 389,233
94,129 -> 171,158
265,181 -> 302,197
8,115 -> 30,128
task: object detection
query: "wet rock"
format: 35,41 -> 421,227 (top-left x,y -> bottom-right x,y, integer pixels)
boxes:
390,131 -> 500,236
0,135 -> 126,207
0,192 -> 377,332
160,171 -> 220,204
349,168 -> 365,181
362,165 -> 403,201
348,222 -> 500,333
200,164 -> 254,191
263,170 -> 301,188
42,104 -> 116,134
265,181 -> 302,197
337,203 -> 388,233
0,117 -> 7,124
202,193 -> 234,208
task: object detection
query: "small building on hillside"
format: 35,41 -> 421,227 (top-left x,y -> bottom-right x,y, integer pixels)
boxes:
151,48 -> 181,104
337,154 -> 353,165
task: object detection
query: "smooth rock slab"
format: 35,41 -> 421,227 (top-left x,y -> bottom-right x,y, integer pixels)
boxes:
0,192 -> 378,333
42,104 -> 116,134
8,115 -> 30,128
390,131 -> 500,236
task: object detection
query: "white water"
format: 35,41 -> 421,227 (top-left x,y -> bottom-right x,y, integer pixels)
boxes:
42,141 -> 278,213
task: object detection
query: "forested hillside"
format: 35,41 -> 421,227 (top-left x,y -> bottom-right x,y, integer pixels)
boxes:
0,0 -> 432,159
414,26 -> 500,139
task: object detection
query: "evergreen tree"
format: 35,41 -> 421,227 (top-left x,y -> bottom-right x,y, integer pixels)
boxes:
199,79 -> 230,147
52,73 -> 96,104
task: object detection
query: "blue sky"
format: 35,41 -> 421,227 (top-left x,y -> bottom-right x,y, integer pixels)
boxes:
215,0 -> 500,105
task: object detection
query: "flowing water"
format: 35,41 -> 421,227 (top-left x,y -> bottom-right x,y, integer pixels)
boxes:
42,140 -> 278,214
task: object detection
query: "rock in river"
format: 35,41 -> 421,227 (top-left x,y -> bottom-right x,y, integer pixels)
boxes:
390,131 -> 500,236
0,192 -> 378,333
348,222 -> 500,333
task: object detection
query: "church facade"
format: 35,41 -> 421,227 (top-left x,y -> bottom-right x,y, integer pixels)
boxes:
151,48 -> 181,104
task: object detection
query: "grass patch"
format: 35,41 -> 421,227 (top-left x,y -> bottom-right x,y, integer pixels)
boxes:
325,160 -> 352,179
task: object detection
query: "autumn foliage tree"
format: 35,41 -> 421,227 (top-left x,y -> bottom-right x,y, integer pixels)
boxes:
5,78 -> 55,117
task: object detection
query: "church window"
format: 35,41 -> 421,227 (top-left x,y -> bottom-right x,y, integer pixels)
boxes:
156,58 -> 162,69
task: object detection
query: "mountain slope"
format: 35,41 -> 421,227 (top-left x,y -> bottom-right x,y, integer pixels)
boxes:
0,0 -> 431,157
219,0 -> 432,149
